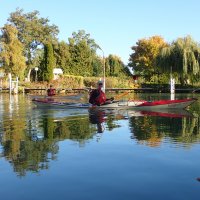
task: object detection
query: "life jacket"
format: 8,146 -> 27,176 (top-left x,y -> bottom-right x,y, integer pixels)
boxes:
47,88 -> 56,96
89,89 -> 106,105
95,90 -> 106,105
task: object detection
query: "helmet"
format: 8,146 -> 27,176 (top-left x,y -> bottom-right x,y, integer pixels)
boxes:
97,80 -> 103,85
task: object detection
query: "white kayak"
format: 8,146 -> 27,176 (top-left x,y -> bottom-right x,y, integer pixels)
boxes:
32,98 -> 197,111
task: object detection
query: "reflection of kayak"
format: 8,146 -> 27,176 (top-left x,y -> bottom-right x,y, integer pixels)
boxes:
29,94 -> 83,100
87,109 -> 193,133
32,98 -> 197,110
124,109 -> 193,118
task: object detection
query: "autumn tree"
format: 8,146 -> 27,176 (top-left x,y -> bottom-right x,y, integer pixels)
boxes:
129,36 -> 168,80
0,24 -> 26,80
8,8 -> 59,81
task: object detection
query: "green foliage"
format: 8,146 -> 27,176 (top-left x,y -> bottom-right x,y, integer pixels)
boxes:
84,76 -> 133,88
8,8 -> 59,81
0,24 -> 26,80
53,41 -> 70,73
70,30 -> 99,51
1,9 -> 129,81
67,30 -> 100,77
8,9 -> 59,47
50,74 -> 84,89
92,56 -> 103,76
157,35 -> 200,85
106,54 -> 131,77
42,43 -> 54,82
69,40 -> 93,76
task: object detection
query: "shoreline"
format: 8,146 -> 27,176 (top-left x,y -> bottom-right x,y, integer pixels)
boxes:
1,87 -> 200,94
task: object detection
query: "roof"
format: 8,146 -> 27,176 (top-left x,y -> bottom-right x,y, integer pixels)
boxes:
53,68 -> 63,74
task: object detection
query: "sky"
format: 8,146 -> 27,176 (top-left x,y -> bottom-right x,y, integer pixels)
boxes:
0,0 -> 200,64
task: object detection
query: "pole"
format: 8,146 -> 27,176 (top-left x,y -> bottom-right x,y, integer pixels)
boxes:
170,66 -> 175,100
102,52 -> 105,93
98,46 -> 105,93
8,73 -> 12,94
16,77 -> 18,94
36,70 -> 37,82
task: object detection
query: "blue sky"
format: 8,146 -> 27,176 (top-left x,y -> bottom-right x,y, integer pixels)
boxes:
1,0 -> 200,64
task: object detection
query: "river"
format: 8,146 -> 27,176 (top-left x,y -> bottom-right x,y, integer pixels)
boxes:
0,93 -> 200,200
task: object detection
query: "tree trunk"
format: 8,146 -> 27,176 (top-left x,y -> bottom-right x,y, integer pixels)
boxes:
26,68 -> 32,82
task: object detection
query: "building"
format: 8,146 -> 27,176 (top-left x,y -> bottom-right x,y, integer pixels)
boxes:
53,68 -> 63,80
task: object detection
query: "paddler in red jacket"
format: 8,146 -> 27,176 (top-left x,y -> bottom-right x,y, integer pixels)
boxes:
89,80 -> 114,106
47,85 -> 56,96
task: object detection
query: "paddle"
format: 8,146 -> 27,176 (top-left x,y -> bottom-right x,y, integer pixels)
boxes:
113,91 -> 130,101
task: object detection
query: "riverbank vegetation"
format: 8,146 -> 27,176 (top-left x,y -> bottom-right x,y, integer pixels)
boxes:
0,8 -> 200,90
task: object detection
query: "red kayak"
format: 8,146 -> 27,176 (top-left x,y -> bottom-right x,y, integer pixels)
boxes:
32,98 -> 197,110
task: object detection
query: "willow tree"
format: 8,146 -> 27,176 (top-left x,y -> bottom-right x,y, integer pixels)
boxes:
157,36 -> 200,85
0,24 -> 26,80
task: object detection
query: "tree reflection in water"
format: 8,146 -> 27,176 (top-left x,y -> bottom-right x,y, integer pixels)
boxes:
1,98 -> 200,177
129,110 -> 200,147
0,108 -> 125,177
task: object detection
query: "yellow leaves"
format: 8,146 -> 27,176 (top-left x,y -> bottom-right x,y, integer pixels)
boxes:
130,35 -> 168,71
1,24 -> 26,79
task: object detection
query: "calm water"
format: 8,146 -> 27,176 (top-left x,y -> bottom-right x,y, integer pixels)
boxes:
1,93 -> 200,200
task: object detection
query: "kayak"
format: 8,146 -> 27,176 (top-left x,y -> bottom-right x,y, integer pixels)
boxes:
90,108 -> 193,119
32,97 -> 197,111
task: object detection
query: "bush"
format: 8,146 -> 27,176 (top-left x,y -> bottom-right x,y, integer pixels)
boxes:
84,76 -> 136,88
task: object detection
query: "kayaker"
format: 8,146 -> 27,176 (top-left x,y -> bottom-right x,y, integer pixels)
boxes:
47,85 -> 56,96
89,80 -> 114,106
89,109 -> 105,133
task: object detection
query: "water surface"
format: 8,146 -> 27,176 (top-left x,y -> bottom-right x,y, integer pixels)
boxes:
0,93 -> 200,200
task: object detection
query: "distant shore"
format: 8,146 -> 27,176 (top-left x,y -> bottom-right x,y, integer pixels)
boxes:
1,87 -> 200,94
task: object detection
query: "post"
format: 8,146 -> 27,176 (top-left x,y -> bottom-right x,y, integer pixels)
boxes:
14,77 -> 19,94
0,79 -> 2,91
102,52 -> 105,93
170,74 -> 175,100
35,67 -> 39,82
8,73 -> 12,94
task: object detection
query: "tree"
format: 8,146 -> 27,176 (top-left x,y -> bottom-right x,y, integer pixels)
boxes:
0,24 -> 26,80
42,43 -> 54,82
157,35 -> 200,85
71,30 -> 99,51
8,8 -> 59,81
68,30 -> 101,76
105,54 -> 130,77
53,41 -> 71,73
91,56 -> 102,76
129,36 -> 167,80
